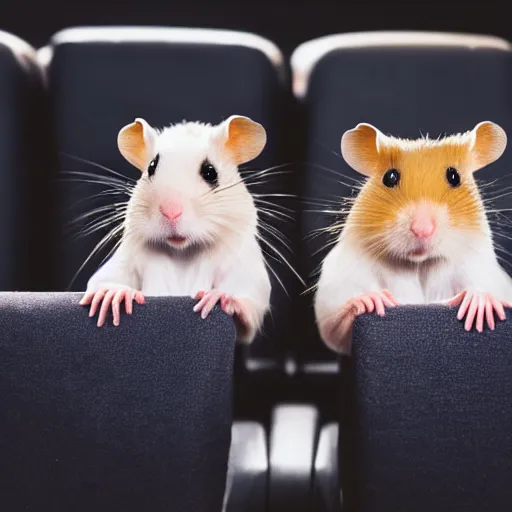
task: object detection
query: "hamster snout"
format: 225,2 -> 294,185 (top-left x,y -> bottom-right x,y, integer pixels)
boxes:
389,201 -> 446,262
409,204 -> 436,241
158,197 -> 189,247
160,202 -> 183,222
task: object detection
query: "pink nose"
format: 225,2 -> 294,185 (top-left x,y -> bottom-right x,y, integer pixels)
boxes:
160,203 -> 183,222
410,217 -> 436,239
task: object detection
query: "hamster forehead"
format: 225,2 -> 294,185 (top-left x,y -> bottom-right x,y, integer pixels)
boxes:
155,122 -> 213,153
150,122 -> 237,182
372,139 -> 480,206
349,138 -> 483,254
380,139 -> 471,175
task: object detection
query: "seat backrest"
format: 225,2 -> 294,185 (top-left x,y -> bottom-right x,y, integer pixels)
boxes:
0,31 -> 50,291
42,26 -> 297,374
292,31 -> 512,362
0,293 -> 234,512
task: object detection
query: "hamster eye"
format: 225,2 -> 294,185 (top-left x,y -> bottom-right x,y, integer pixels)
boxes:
383,168 -> 400,188
446,167 -> 461,187
147,154 -> 159,178
200,160 -> 218,186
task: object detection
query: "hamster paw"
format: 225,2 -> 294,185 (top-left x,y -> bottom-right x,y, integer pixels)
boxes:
344,290 -> 398,317
193,290 -> 250,324
446,290 -> 512,332
220,295 -> 251,325
79,287 -> 145,327
193,290 -> 224,319
318,290 -> 398,352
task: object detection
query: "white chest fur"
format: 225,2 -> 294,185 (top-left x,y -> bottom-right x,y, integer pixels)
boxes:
139,249 -> 217,296
377,261 -> 459,304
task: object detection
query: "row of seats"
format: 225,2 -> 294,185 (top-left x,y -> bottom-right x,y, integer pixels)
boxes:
1,26 -> 512,511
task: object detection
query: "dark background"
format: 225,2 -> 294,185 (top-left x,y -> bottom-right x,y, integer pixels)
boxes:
2,1 -> 510,57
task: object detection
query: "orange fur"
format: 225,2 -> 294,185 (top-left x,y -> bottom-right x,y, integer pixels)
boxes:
224,116 -> 266,165
346,136 -> 483,260
118,120 -> 149,171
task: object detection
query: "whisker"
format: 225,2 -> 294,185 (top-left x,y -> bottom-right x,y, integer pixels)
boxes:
255,233 -> 305,286
239,162 -> 293,177
257,207 -> 294,223
57,175 -> 134,193
302,197 -> 349,207
253,198 -> 294,214
303,162 -> 364,188
73,213 -> 126,240
252,193 -> 297,200
59,169 -> 133,186
304,209 -> 346,216
68,223 -> 124,290
257,221 -> 293,253
312,139 -> 343,160
311,236 -> 339,257
261,253 -> 290,297
98,236 -> 124,268
70,202 -> 129,224
61,153 -> 137,183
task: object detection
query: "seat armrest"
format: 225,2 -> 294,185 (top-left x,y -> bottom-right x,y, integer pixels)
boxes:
223,422 -> 268,512
343,304 -> 512,512
313,423 -> 341,512
0,292 -> 235,512
268,403 -> 320,512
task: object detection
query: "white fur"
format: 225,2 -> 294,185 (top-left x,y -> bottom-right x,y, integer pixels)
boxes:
314,216 -> 512,355
86,120 -> 271,343
316,121 -> 512,354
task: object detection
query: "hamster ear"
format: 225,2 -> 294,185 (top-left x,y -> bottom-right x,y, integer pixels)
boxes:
468,121 -> 507,172
117,118 -> 157,171
221,115 -> 267,165
341,123 -> 386,176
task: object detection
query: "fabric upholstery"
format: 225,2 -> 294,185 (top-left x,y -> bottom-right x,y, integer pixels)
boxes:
339,305 -> 512,512
299,44 -> 512,362
44,29 -> 295,359
0,293 -> 235,512
0,33 -> 50,291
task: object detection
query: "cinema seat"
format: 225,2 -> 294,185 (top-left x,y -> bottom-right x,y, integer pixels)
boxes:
291,31 -> 512,511
0,293 -> 234,512
36,26 -> 313,511
0,31 -> 50,291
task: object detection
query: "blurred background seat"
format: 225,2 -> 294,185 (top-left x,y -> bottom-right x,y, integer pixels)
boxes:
291,30 -> 512,511
37,25 -> 308,510
0,31 -> 50,292
38,25 -> 298,418
2,9 -> 512,508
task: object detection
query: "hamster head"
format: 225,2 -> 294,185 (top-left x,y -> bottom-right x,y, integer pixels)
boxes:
117,115 -> 266,252
341,121 -> 507,264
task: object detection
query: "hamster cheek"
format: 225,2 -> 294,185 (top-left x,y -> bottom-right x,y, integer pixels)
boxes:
382,208 -> 410,254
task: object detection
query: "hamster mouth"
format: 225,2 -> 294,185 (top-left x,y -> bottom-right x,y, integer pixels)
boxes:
409,247 -> 429,257
406,240 -> 433,261
167,235 -> 188,246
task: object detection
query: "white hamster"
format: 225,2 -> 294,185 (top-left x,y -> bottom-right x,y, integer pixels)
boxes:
314,121 -> 512,354
80,115 -> 271,343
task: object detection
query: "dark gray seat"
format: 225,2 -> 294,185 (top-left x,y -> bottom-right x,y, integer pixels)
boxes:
0,31 -> 49,291
41,25 -> 296,381
39,26 -> 303,511
345,305 -> 512,512
0,293 -> 234,512
291,30 -> 512,511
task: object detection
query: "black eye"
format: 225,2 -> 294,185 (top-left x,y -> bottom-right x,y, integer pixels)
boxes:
147,154 -> 159,177
383,168 -> 400,188
446,167 -> 461,187
200,160 -> 218,186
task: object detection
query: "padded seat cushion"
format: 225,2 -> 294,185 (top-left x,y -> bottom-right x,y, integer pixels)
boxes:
0,293 -> 235,512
